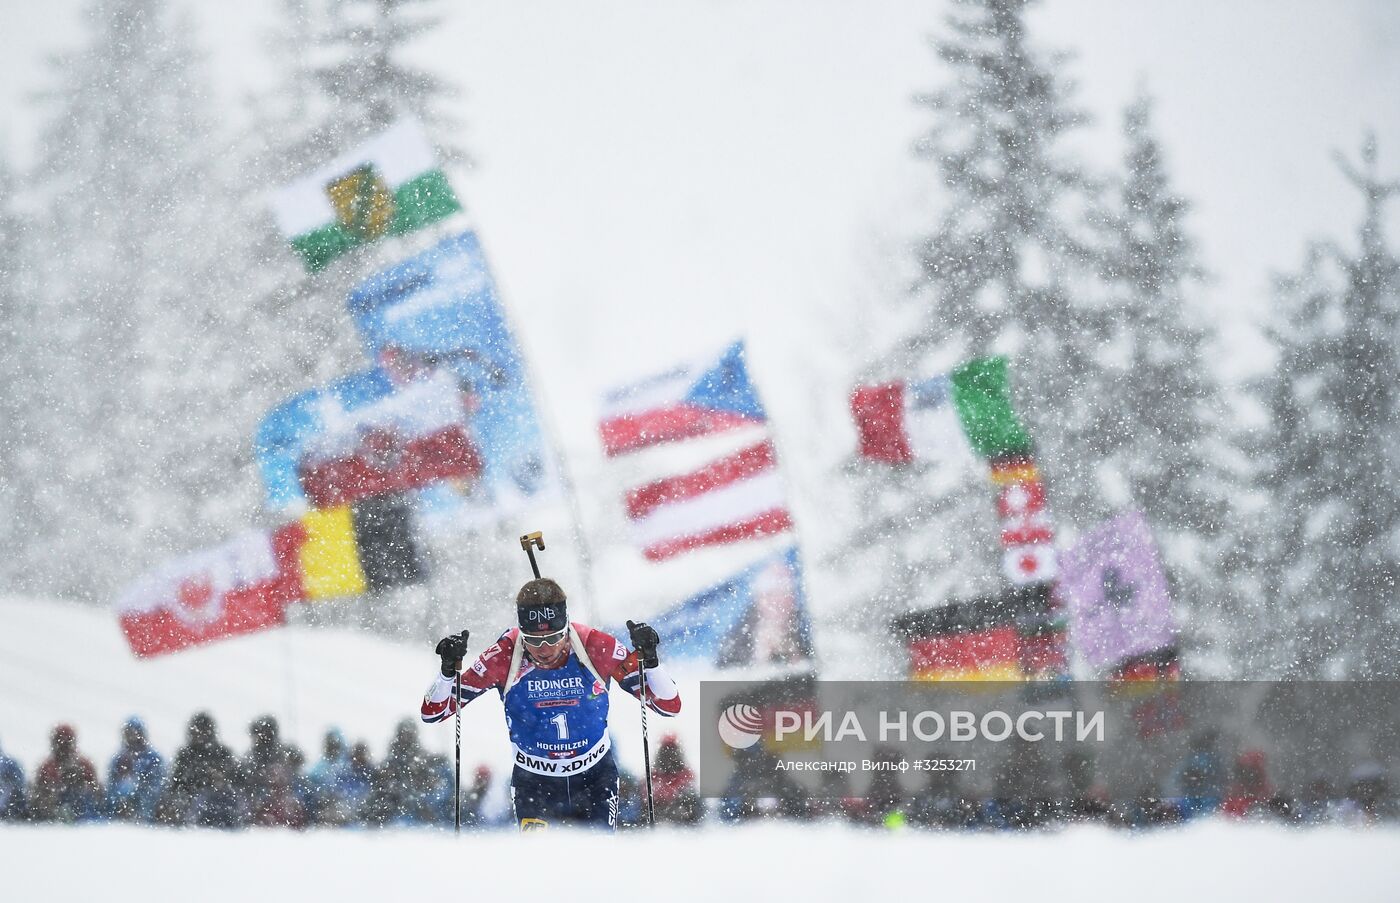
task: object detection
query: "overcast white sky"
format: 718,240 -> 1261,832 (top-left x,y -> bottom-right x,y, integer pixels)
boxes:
3,1 -> 1397,382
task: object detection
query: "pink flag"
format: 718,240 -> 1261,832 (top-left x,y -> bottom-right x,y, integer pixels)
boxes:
1058,511 -> 1177,670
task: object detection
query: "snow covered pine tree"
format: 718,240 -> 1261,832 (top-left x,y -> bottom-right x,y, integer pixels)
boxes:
1253,136 -> 1400,678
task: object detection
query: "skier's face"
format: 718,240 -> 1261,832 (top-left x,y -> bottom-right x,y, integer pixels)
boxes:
522,628 -> 569,668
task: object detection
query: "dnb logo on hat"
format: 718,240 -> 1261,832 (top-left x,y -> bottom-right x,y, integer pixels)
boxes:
518,603 -> 567,632
717,703 -> 764,749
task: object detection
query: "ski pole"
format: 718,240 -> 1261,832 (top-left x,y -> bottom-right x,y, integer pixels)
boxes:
638,660 -> 656,827
454,669 -> 462,835
625,619 -> 658,827
520,531 -> 544,578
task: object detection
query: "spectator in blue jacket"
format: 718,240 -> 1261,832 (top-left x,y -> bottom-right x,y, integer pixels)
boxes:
106,717 -> 165,822
307,729 -> 354,825
342,742 -> 377,823
0,737 -> 27,820
1171,730 -> 1226,820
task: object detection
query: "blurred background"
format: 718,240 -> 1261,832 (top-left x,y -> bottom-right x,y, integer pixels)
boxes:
0,0 -> 1398,889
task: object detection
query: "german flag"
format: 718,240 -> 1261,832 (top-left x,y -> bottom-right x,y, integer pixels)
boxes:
1109,647 -> 1182,685
909,626 -> 1021,682
1107,647 -> 1186,737
896,594 -> 1024,682
988,453 -> 1040,486
895,586 -> 1072,682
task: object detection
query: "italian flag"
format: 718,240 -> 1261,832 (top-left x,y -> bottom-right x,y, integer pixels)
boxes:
850,356 -> 1032,465
271,118 -> 461,273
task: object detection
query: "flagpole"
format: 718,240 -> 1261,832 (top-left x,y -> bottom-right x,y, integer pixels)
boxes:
468,229 -> 601,617
421,138 -> 599,613
762,431 -> 821,675
279,624 -> 300,744
358,181 -> 602,614
517,372 -> 601,615
739,339 -> 822,675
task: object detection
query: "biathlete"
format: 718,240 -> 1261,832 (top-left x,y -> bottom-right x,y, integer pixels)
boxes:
421,577 -> 681,830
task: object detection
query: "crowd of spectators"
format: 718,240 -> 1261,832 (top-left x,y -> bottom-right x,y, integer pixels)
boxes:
0,718 -> 1392,831
0,714 -> 483,829
715,731 -> 1398,830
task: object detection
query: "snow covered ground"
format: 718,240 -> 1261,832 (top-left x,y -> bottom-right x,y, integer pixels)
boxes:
2,821 -> 1398,902
0,594 -> 510,772
4,595 -> 1400,903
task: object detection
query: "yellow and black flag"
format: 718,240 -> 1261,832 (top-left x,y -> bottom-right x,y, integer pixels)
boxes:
297,495 -> 426,600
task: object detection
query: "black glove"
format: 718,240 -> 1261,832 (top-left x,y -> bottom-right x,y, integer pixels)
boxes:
435,630 -> 470,678
626,620 -> 660,669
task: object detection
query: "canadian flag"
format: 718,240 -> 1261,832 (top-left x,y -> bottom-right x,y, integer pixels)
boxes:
626,440 -> 792,561
1002,544 -> 1058,586
991,459 -> 1058,585
116,526 -> 306,657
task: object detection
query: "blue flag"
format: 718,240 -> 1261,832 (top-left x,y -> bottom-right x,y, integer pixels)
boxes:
635,547 -> 815,667
346,231 -> 558,522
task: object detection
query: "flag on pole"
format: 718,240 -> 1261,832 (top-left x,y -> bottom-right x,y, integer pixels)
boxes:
271,118 -> 461,273
1108,647 -> 1185,737
854,356 -> 1054,585
346,231 -> 560,524
894,585 -> 1065,682
116,527 -> 305,657
947,356 -> 1033,460
851,356 -> 1032,465
296,495 -> 426,600
1058,511 -> 1178,671
1111,647 -> 1182,682
991,459 -> 1052,585
849,377 -> 982,467
600,341 -> 767,457
992,457 -> 1058,585
631,547 -> 815,667
258,370 -> 400,514
625,440 -> 791,561
896,597 -> 1022,682
296,371 -> 481,509
909,627 -> 1022,682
